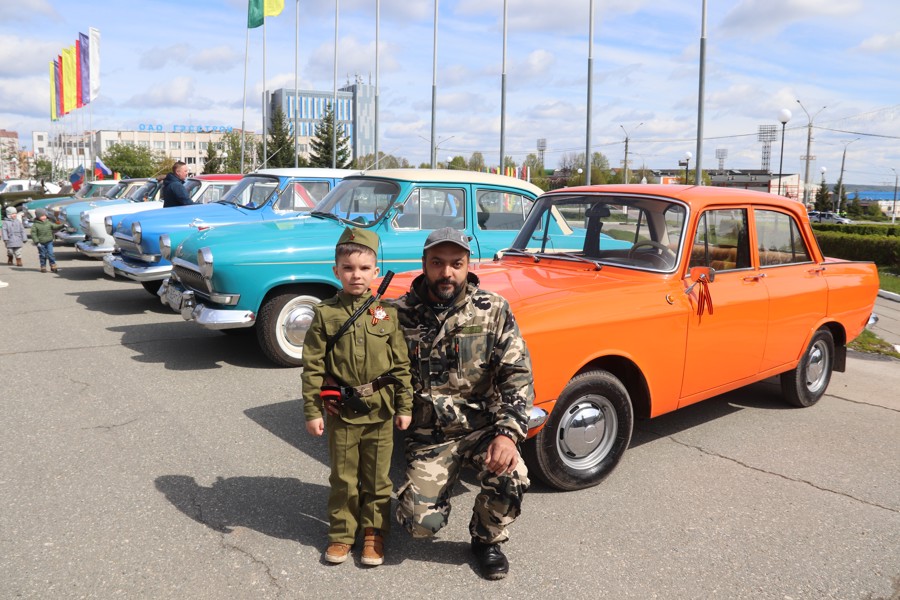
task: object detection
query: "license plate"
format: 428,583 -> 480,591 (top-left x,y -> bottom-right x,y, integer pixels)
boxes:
165,284 -> 184,311
102,260 -> 115,278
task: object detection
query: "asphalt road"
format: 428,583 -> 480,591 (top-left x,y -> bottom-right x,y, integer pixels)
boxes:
1,247 -> 899,600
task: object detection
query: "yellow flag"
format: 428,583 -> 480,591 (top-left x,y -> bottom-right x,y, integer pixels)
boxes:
264,0 -> 283,16
62,46 -> 77,114
49,61 -> 57,121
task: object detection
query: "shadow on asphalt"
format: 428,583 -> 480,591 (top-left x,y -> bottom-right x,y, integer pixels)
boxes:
68,287 -> 174,315
153,474 -> 472,567
106,322 -> 278,371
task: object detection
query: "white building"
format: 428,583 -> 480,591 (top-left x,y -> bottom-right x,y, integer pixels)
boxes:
0,129 -> 21,179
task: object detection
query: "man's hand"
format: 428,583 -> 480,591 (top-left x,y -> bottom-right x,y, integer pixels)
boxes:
484,434 -> 518,475
306,418 -> 324,436
395,415 -> 411,430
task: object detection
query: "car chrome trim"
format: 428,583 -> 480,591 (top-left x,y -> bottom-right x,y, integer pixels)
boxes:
528,407 -> 548,431
102,255 -> 172,281
75,241 -> 115,258
190,302 -> 256,329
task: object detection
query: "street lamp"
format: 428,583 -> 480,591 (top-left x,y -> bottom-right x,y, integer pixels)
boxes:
819,166 -> 827,210
620,122 -> 643,184
797,99 -> 826,206
777,108 -> 791,196
891,168 -> 898,224
678,152 -> 692,184
836,138 -> 859,215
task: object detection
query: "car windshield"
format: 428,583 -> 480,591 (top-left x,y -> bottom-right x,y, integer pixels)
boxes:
102,181 -> 129,199
194,182 -> 236,204
184,179 -> 202,198
508,193 -> 688,272
126,181 -> 157,202
311,178 -> 401,226
218,175 -> 279,209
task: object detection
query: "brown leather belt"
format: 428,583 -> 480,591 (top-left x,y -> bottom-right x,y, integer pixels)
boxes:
353,375 -> 404,398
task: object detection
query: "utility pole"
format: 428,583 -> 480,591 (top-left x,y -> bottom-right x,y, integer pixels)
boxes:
620,123 -> 642,184
797,100 -> 825,207
835,139 -> 858,215
892,168 -> 898,225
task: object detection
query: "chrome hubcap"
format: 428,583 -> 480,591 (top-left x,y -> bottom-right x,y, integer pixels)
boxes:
556,395 -> 617,470
282,300 -> 317,348
805,340 -> 829,393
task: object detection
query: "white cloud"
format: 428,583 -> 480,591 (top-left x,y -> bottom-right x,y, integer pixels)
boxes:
0,0 -> 57,21
720,0 -> 862,37
857,32 -> 900,53
126,76 -> 208,109
190,46 -> 243,73
0,76 -> 51,118
0,36 -> 61,77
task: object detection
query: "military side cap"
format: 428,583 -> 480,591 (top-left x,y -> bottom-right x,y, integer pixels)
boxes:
337,226 -> 379,253
423,227 -> 471,252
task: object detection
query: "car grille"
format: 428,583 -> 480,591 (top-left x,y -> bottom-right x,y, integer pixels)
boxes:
173,263 -> 208,296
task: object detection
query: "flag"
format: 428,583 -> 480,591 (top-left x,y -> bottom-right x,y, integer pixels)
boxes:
49,61 -> 58,121
69,165 -> 85,191
88,28 -> 100,102
78,32 -> 91,107
75,38 -> 83,109
62,46 -> 77,114
56,56 -> 64,116
95,157 -> 112,179
248,0 -> 283,28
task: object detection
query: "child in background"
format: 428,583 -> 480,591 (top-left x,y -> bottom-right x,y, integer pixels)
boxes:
29,209 -> 64,273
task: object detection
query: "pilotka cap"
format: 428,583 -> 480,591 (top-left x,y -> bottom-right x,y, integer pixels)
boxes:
422,227 -> 471,252
337,226 -> 380,254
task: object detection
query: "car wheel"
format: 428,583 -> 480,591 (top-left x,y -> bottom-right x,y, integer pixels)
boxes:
141,280 -> 163,296
780,328 -> 834,408
257,291 -> 325,367
522,370 -> 633,491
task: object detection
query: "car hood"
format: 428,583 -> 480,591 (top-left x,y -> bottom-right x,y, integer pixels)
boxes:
85,201 -> 163,221
64,198 -> 130,216
115,202 -> 258,235
175,215 -> 342,265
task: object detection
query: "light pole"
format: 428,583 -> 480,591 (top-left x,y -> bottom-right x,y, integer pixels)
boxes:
836,138 -> 859,215
620,122 -> 643,184
797,99 -> 826,207
777,108 -> 791,196
891,168 -> 898,224
819,166 -> 828,211
678,152 -> 692,184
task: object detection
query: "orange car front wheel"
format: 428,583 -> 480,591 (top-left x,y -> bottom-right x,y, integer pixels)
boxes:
523,370 -> 634,491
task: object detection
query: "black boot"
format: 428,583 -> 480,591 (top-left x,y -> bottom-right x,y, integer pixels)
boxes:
471,538 -> 509,580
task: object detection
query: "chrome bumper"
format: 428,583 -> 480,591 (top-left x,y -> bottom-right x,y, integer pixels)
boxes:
75,240 -> 115,258
102,254 -> 171,282
528,406 -> 548,431
56,230 -> 87,244
159,278 -> 255,330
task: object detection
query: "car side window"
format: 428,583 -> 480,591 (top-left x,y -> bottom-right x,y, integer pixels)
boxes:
394,187 -> 465,230
476,189 -> 533,231
275,181 -> 330,212
754,209 -> 812,266
689,208 -> 751,271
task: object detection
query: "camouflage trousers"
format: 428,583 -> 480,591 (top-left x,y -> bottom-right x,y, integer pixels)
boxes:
395,426 -> 529,544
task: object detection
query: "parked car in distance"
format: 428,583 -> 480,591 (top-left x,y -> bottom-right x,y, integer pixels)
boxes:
56,179 -> 161,244
159,169 -> 586,367
75,174 -> 242,258
104,168 -> 357,296
376,184 -> 880,491
24,179 -> 144,221
1,179 -> 66,212
808,210 -> 852,224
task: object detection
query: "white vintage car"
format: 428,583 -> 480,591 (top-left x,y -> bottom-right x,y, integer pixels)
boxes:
75,174 -> 241,258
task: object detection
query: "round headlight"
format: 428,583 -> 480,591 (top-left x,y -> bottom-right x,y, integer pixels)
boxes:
160,234 -> 171,260
104,216 -> 113,235
197,247 -> 214,279
131,222 -> 142,244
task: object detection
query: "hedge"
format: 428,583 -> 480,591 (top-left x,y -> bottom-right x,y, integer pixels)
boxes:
812,223 -> 900,237
813,230 -> 900,268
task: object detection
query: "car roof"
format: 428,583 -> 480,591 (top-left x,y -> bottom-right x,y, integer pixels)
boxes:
351,168 -> 545,196
254,168 -> 360,178
189,174 -> 243,181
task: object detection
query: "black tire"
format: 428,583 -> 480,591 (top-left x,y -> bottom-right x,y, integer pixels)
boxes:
141,280 -> 163,297
780,328 -> 834,408
256,291 -> 325,367
523,370 -> 633,491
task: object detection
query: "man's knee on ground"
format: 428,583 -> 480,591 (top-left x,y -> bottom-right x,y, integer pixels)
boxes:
396,496 -> 448,539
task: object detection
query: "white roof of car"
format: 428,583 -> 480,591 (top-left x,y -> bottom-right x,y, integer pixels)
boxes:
254,168 -> 361,178
354,168 -> 545,196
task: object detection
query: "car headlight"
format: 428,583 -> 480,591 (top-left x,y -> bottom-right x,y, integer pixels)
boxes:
197,247 -> 214,279
104,216 -> 113,235
160,234 -> 171,260
132,222 -> 142,244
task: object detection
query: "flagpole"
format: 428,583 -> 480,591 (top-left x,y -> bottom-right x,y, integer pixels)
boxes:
499,0 -> 507,171
262,17 -> 268,168
332,0 -> 338,169
374,0 -> 379,169
294,0 -> 299,168
241,27 -> 249,173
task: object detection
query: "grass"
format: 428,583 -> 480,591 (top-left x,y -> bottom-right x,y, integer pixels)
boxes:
878,268 -> 900,295
849,329 -> 900,358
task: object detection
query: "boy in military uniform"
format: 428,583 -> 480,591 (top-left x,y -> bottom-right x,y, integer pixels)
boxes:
302,227 -> 412,566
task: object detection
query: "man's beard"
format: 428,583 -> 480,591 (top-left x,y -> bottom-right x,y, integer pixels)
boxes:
426,277 -> 463,302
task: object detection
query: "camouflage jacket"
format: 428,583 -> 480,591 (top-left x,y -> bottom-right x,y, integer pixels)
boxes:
302,290 -> 413,425
392,272 -> 534,442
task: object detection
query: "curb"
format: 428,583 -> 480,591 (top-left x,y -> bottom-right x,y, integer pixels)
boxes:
878,289 -> 900,303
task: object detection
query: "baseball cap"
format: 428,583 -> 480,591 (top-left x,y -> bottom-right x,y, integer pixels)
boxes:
423,227 -> 471,252
336,226 -> 379,254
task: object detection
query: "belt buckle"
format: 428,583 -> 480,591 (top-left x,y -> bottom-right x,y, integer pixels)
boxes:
356,382 -> 374,397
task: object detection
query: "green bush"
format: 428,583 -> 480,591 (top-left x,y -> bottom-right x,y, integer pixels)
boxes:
812,223 -> 900,237
813,230 -> 900,268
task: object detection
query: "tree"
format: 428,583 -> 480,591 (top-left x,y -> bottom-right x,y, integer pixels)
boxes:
846,194 -> 863,218
448,155 -> 468,170
202,143 -> 221,174
101,143 -> 163,178
34,157 -> 53,181
832,181 -> 848,214
814,179 -> 831,212
864,202 -> 885,220
353,151 -> 408,170
264,106 -> 294,168
308,103 -> 352,169
468,152 -> 485,172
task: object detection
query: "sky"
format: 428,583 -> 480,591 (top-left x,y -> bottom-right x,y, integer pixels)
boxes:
1,0 -> 898,187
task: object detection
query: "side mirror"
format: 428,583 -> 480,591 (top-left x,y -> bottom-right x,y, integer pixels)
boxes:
689,265 -> 715,283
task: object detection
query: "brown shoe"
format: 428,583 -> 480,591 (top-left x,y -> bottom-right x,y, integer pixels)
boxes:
40,267 -> 46,273
360,528 -> 384,566
50,264 -> 59,273
16,258 -> 22,267
324,542 -> 351,564
6,256 -> 11,265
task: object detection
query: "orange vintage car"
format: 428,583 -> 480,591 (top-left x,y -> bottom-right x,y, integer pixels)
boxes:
383,184 -> 880,491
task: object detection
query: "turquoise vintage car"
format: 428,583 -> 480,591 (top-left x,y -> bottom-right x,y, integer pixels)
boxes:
158,169 -> 599,367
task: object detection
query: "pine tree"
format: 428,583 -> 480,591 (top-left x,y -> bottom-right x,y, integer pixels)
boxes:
308,103 -> 352,168
202,144 -> 221,174
265,106 -> 295,168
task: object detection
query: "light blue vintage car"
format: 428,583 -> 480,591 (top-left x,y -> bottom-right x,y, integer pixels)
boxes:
159,169 -> 558,366
102,168 -> 357,296
56,179 -> 161,244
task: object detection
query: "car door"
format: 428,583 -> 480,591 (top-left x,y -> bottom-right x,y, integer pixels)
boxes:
753,208 -> 827,371
680,207 -> 769,402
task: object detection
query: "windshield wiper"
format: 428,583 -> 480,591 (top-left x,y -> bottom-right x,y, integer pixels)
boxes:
497,247 -> 540,262
310,210 -> 342,222
536,252 -> 603,271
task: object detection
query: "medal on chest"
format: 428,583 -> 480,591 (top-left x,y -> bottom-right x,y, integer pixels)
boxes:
369,305 -> 390,325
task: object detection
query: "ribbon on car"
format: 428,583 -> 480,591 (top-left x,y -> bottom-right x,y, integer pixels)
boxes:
696,276 -> 714,317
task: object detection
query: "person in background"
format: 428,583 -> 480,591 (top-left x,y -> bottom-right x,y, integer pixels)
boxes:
30,209 -> 64,273
161,161 -> 192,208
3,206 -> 26,268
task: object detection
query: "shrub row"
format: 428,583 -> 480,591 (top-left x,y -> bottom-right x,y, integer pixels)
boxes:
814,230 -> 900,268
812,223 -> 900,237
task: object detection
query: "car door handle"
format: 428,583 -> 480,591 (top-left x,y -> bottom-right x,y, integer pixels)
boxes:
743,273 -> 766,282
809,266 -> 826,274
